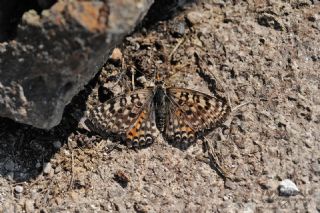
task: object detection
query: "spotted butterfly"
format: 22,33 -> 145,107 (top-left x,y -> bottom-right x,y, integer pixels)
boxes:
86,78 -> 230,149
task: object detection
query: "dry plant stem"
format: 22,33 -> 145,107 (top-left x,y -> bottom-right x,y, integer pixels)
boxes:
131,68 -> 135,90
67,141 -> 75,190
231,101 -> 252,112
169,36 -> 186,60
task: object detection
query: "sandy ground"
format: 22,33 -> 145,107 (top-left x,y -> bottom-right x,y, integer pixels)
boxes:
1,1 -> 320,212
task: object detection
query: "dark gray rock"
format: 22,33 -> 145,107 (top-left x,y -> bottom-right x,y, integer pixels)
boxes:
0,0 -> 154,129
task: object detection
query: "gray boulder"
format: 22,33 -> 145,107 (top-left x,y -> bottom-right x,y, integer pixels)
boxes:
0,0 -> 154,129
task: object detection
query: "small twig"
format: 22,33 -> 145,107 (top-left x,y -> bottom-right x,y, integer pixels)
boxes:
231,101 -> 252,112
67,141 -> 75,190
131,67 -> 135,90
169,37 -> 186,60
97,167 -> 106,181
228,95 -> 233,110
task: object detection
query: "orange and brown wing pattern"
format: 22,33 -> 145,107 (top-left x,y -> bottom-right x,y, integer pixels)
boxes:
88,88 -> 156,145
125,104 -> 158,147
165,105 -> 197,149
166,87 -> 230,144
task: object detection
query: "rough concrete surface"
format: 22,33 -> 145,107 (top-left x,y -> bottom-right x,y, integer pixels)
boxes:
0,0 -> 154,129
0,1 -> 320,212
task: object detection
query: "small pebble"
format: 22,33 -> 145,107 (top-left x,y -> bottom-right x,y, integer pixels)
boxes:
304,138 -> 313,148
53,140 -> 62,149
4,160 -> 15,171
43,162 -> 52,174
69,191 -> 79,202
242,203 -> 256,213
278,179 -> 299,196
22,10 -> 41,27
109,48 -> 122,65
15,185 -> 24,194
137,76 -> 147,85
35,162 -> 41,168
186,11 -> 204,25
30,189 -> 39,200
171,21 -> 185,38
6,172 -> 14,181
25,199 -> 35,212
224,179 -> 237,190
54,166 -> 62,174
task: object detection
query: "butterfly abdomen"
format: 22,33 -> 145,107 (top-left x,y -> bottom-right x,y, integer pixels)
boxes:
154,86 -> 168,132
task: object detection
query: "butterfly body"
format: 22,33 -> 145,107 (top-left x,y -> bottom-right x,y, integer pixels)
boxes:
153,82 -> 169,133
88,80 -> 230,148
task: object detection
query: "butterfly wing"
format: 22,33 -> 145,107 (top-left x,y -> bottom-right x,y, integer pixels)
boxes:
165,104 -> 197,149
125,102 -> 158,147
165,87 -> 230,146
88,88 -> 158,146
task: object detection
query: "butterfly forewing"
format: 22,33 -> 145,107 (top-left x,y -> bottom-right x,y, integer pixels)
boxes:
166,87 -> 230,133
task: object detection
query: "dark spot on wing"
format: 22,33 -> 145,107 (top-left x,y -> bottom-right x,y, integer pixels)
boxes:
178,99 -> 184,105
197,105 -> 204,111
193,95 -> 200,103
136,101 -> 143,107
186,109 -> 193,115
129,112 -> 136,118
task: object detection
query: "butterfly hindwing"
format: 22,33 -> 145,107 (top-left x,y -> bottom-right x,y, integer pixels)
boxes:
165,105 -> 196,148
125,102 -> 158,147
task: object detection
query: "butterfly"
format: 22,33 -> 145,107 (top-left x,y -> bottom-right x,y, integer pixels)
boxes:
86,79 -> 230,149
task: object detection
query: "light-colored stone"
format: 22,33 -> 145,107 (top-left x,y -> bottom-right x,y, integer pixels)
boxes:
43,162 -> 52,174
186,11 -> 204,25
14,185 -> 24,194
279,179 -> 299,196
25,199 -> 35,213
110,48 -> 123,62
